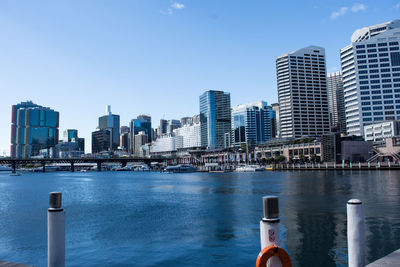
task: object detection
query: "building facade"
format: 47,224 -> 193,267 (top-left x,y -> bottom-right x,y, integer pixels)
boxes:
276,46 -> 330,138
200,90 -> 231,149
10,101 -> 59,158
340,20 -> 400,136
327,72 -> 346,133
174,122 -> 201,149
134,131 -> 148,156
92,130 -> 111,154
364,120 -> 400,142
271,103 -> 280,138
231,101 -> 274,147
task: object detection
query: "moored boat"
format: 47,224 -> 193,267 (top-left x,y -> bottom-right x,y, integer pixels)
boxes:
165,164 -> 197,173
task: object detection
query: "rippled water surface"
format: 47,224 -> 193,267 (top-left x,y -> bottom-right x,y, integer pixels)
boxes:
0,170 -> 399,266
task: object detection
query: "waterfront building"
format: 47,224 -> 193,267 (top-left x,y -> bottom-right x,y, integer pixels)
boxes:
276,46 -> 330,138
231,101 -> 274,147
364,120 -> 400,142
369,136 -> 400,162
327,72 -> 346,133
98,105 -> 120,150
200,90 -> 231,149
150,134 -> 176,155
10,101 -> 59,158
134,131 -> 148,156
271,103 -> 280,138
129,115 -> 152,153
174,122 -> 201,149
340,20 -> 400,136
91,130 -> 111,154
55,141 -> 84,158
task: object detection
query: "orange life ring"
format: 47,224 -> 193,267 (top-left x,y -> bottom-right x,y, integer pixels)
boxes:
256,245 -> 292,267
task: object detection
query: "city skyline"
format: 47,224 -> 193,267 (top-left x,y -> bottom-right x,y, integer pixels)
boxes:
1,1 -> 400,154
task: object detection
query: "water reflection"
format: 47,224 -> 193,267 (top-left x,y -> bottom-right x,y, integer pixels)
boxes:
0,171 -> 399,266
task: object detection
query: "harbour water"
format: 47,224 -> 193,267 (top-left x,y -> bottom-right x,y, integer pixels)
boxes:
0,171 -> 399,266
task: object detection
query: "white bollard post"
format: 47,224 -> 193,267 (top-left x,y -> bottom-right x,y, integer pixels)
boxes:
334,162 -> 336,169
260,196 -> 282,267
378,161 -> 380,168
325,163 -> 328,169
388,161 -> 391,168
342,160 -> 345,169
350,162 -> 352,168
358,162 -> 361,169
368,162 -> 370,169
347,199 -> 365,267
318,163 -> 321,169
48,192 -> 65,267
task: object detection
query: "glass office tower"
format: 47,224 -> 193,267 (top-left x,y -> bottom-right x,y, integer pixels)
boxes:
200,90 -> 231,149
98,105 -> 120,151
10,101 -> 59,158
129,115 -> 152,154
231,101 -> 274,147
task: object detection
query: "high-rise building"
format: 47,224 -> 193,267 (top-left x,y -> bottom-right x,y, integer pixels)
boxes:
98,105 -> 120,150
174,122 -> 201,149
276,46 -> 330,138
327,72 -> 346,134
92,130 -> 110,154
63,129 -> 78,142
340,20 -> 400,136
158,119 -> 168,135
167,120 -> 181,134
129,115 -> 152,153
134,131 -> 148,156
61,129 -> 84,153
271,103 -> 280,138
200,90 -> 231,149
231,101 -> 274,147
119,126 -> 130,152
10,101 -> 59,158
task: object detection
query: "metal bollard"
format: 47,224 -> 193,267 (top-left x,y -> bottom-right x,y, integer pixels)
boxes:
260,196 -> 282,267
347,199 -> 365,267
48,192 -> 65,267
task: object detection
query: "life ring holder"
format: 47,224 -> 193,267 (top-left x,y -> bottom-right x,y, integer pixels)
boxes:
256,245 -> 292,267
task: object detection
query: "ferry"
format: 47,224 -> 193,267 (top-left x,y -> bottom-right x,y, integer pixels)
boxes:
165,164 -> 197,173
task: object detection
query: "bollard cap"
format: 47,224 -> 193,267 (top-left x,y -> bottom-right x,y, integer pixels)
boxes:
49,192 -> 62,210
347,199 -> 362,205
263,195 -> 279,219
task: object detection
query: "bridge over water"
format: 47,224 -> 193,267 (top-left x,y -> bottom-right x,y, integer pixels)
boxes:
0,157 -> 168,173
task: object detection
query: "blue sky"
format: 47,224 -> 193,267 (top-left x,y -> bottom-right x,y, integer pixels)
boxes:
0,0 -> 399,154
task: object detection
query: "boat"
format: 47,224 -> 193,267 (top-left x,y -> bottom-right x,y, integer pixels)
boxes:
9,172 -> 22,176
235,165 -> 265,172
165,164 -> 197,173
265,165 -> 274,170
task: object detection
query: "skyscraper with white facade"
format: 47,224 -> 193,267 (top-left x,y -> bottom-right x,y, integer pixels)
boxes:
340,20 -> 400,136
327,72 -> 346,134
276,46 -> 330,138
